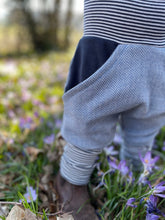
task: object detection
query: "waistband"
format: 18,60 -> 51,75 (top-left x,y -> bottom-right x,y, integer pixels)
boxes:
84,0 -> 165,47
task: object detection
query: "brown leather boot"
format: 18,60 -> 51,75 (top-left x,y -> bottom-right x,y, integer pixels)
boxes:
55,173 -> 99,220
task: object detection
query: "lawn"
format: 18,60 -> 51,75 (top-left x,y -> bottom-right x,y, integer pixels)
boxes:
0,28 -> 165,220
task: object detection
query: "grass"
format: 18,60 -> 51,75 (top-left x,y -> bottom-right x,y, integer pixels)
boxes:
0,26 -> 165,219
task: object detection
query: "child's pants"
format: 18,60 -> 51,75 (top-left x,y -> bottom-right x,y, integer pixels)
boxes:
60,43 -> 165,185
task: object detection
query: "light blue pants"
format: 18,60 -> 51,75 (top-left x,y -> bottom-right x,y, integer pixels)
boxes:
60,44 -> 165,184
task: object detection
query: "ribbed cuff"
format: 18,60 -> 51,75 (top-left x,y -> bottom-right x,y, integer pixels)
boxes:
60,143 -> 101,185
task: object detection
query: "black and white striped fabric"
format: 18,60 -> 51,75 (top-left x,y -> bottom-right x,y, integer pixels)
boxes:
84,0 -> 165,47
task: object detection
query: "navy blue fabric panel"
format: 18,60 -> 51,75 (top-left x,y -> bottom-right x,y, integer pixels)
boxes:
65,36 -> 118,92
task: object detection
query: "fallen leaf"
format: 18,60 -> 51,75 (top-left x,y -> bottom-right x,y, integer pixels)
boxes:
24,209 -> 38,220
25,147 -> 43,161
6,205 -> 25,220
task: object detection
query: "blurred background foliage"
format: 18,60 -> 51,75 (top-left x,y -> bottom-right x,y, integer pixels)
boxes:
0,0 -> 83,55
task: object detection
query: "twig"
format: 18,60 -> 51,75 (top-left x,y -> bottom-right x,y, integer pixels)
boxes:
0,201 -> 22,206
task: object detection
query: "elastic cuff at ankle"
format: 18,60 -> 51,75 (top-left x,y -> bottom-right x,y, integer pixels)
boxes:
60,143 -> 101,185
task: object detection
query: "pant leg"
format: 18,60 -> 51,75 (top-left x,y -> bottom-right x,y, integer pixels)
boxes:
120,114 -> 165,171
61,43 -> 165,183
119,45 -> 165,171
60,44 -> 128,185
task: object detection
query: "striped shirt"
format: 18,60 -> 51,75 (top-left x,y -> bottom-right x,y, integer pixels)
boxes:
84,0 -> 165,47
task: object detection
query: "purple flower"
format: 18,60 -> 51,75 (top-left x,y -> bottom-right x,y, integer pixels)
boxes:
126,198 -> 137,208
43,133 -> 55,145
55,119 -> 62,129
113,133 -> 123,145
108,158 -> 129,177
138,172 -> 151,186
104,145 -> 118,156
21,89 -> 31,101
146,213 -> 159,220
162,142 -> 165,151
34,111 -> 39,118
128,171 -> 135,184
8,110 -> 15,118
152,182 -> 165,198
20,186 -> 37,203
108,158 -> 118,170
19,117 -> 34,130
95,163 -> 104,177
140,152 -> 159,173
118,160 -> 129,176
145,195 -> 161,217
32,99 -> 42,106
148,195 -> 158,207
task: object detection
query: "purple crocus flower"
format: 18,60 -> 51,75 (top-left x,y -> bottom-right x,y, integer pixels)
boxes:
95,162 -> 104,177
146,213 -> 159,220
20,186 -> 37,203
140,152 -> 159,173
108,158 -> 129,177
19,117 -> 34,130
43,133 -> 55,145
113,133 -> 123,145
32,99 -> 42,106
34,111 -> 39,118
104,145 -> 118,156
126,198 -> 137,208
118,160 -> 129,176
145,195 -> 161,217
108,158 -> 118,170
138,172 -> 151,186
152,181 -> 165,198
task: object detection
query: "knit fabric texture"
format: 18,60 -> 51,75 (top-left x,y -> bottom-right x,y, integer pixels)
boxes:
61,44 -> 165,151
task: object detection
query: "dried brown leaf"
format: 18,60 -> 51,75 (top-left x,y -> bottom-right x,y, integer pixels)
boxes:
25,147 -> 43,162
6,205 -> 25,220
24,209 -> 38,220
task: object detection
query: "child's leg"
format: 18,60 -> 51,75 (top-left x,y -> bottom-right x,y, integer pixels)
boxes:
60,143 -> 101,185
55,43 -> 131,220
57,43 -> 165,219
118,45 -> 165,171
120,115 -> 162,171
55,38 -> 122,219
